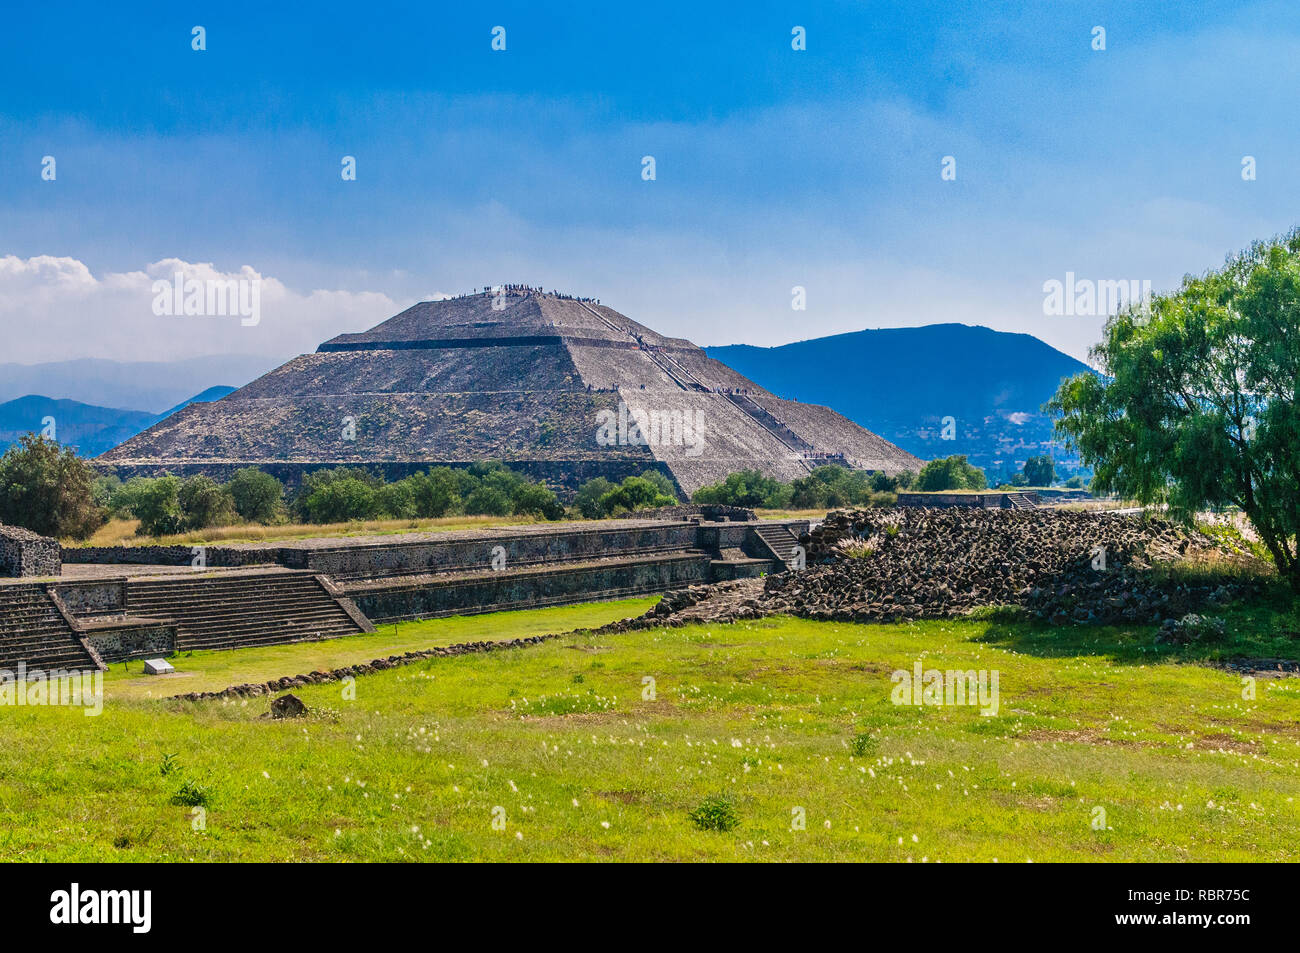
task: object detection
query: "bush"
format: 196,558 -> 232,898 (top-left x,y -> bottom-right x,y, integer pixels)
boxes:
464,484 -> 512,516
598,476 -> 676,516
688,794 -> 740,832
170,777 -> 211,808
226,468 -> 284,523
916,455 -> 987,491
0,434 -> 106,539
693,469 -> 791,509
849,733 -> 877,757
573,477 -> 616,519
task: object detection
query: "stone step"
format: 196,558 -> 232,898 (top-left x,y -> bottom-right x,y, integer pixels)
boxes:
0,584 -> 100,671
121,571 -> 365,653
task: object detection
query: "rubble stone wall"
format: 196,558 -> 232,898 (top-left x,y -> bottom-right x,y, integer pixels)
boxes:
0,525 -> 61,578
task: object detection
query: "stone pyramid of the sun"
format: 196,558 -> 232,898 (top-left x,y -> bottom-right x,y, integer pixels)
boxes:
100,289 -> 923,495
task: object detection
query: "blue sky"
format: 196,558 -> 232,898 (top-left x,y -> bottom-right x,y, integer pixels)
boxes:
2,0 -> 1298,365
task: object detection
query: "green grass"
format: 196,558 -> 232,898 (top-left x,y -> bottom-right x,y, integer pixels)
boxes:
104,598 -> 657,702
1,599 -> 1298,861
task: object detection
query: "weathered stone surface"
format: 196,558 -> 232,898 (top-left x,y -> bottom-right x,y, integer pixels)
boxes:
624,509 -> 1266,630
0,524 -> 60,578
269,693 -> 309,718
142,658 -> 175,675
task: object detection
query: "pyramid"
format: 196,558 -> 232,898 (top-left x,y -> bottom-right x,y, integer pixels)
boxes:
99,288 -> 924,495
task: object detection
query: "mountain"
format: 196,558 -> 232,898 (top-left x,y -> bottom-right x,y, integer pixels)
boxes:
0,387 -> 237,458
0,356 -> 273,414
159,386 -> 238,418
705,324 -> 1096,473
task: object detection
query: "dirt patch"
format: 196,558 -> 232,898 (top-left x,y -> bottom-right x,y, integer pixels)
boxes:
1197,733 -> 1260,754
1206,657 -> 1300,678
1020,728 -> 1145,748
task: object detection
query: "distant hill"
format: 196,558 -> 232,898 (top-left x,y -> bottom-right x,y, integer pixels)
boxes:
0,356 -> 272,414
0,387 -> 236,458
705,324 -> 1097,472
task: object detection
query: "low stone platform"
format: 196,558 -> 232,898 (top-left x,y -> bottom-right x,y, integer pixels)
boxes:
0,515 -> 809,666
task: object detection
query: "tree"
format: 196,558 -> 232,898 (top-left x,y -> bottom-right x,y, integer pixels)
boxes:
376,479 -> 419,520
637,469 -> 680,502
1064,475 -> 1085,489
178,475 -> 236,530
299,478 -> 378,523
510,482 -> 565,520
463,484 -> 512,516
132,476 -> 184,537
295,467 -> 381,521
227,468 -> 284,523
574,477 -> 617,519
1049,231 -> 1300,590
0,434 -> 105,539
410,468 -> 461,518
915,454 -> 987,491
1022,455 -> 1056,487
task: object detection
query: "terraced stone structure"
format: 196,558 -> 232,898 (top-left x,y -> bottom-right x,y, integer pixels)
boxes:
0,512 -> 809,671
98,288 -> 922,495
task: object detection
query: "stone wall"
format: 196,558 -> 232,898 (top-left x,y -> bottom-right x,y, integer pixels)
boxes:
640,504 -> 757,522
299,523 -> 701,577
62,544 -> 286,568
62,518 -> 803,576
0,525 -> 61,578
353,553 -> 711,622
85,623 -> 176,663
55,579 -> 127,614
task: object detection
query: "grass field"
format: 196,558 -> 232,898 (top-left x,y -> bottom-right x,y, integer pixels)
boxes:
1,595 -> 1297,862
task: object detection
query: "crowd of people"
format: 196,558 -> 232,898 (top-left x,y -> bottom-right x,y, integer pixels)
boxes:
451,284 -> 601,304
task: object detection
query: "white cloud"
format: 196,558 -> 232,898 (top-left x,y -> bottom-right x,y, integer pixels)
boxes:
0,255 -> 406,364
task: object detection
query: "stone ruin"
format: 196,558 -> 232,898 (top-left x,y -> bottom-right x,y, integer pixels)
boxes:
0,525 -> 61,578
97,289 -> 923,497
612,508 -> 1267,631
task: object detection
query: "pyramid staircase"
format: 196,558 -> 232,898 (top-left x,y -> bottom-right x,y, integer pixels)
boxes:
122,570 -> 372,653
0,584 -> 101,671
1004,492 -> 1039,510
722,392 -> 817,458
752,523 -> 804,569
